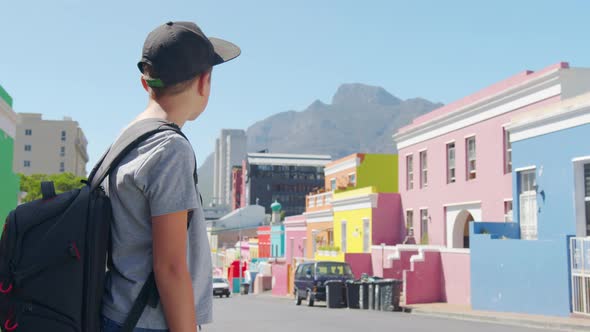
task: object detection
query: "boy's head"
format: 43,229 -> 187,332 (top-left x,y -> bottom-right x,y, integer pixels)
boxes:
138,21 -> 240,118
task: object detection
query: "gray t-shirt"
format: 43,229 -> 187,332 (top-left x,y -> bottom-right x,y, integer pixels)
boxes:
101,130 -> 213,329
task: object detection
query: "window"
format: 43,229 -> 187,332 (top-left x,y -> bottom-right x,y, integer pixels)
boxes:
60,146 -> 65,157
406,155 -> 414,190
341,221 -> 347,253
447,143 -> 456,183
60,162 -> 65,173
466,137 -> 476,180
61,130 -> 66,142
420,209 -> 429,244
420,151 -> 428,188
348,173 -> 356,186
24,160 -> 31,167
25,129 -> 32,136
24,144 -> 31,152
504,129 -> 512,173
504,200 -> 513,222
519,169 -> 537,240
330,178 -> 336,190
406,210 -> 414,235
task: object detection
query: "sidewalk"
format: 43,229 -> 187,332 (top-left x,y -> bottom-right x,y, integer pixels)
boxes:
404,303 -> 590,331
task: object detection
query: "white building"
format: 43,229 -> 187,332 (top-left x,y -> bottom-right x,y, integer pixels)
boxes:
14,113 -> 88,177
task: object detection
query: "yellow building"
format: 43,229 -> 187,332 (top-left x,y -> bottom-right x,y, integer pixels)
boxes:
310,154 -> 401,262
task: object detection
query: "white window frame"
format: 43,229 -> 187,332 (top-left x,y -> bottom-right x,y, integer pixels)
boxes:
406,154 -> 414,190
59,162 -> 65,172
61,130 -> 66,142
420,151 -> 428,188
504,128 -> 512,174
466,136 -> 477,180
348,173 -> 357,186
60,146 -> 65,157
362,218 -> 370,253
406,209 -> 414,235
504,199 -> 513,222
24,160 -> 31,167
24,144 -> 31,152
420,209 -> 429,243
25,129 -> 32,136
519,169 -> 537,240
447,142 -> 456,184
341,220 -> 347,253
330,178 -> 336,191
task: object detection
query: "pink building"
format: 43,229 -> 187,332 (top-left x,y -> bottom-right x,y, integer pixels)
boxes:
394,62 -> 590,248
284,214 -> 307,264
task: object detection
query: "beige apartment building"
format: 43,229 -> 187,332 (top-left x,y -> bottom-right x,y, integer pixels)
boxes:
14,113 -> 88,177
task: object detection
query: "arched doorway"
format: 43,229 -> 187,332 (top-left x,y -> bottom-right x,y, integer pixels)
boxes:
452,210 -> 474,249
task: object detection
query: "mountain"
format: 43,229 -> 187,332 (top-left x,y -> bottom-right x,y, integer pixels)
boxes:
198,83 -> 442,206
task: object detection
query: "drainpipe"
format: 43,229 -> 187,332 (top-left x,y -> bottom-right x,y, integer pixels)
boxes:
381,243 -> 385,276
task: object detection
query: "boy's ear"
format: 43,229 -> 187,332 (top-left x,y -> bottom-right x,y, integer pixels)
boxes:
197,70 -> 212,96
140,76 -> 149,92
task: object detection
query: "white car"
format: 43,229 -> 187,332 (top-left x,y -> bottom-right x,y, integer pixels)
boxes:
213,278 -> 231,298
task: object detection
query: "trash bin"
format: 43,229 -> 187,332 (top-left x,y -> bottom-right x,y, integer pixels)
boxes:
240,283 -> 250,295
346,281 -> 361,309
368,282 -> 376,310
374,279 -> 402,311
359,282 -> 370,309
325,280 -> 345,309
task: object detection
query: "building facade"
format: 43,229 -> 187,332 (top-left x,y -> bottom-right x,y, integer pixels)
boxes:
394,62 -> 590,248
471,91 -> 590,317
213,129 -> 247,207
243,153 -> 331,216
0,84 -> 19,227
231,166 -> 243,210
14,113 -> 88,176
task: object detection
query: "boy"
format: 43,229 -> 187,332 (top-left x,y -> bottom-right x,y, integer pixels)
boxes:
101,21 -> 240,332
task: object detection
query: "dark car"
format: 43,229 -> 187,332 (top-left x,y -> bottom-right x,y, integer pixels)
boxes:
293,261 -> 354,306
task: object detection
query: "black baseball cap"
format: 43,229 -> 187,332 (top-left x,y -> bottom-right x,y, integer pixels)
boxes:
138,21 -> 241,88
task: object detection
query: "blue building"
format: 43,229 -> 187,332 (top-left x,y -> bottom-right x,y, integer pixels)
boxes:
471,92 -> 590,317
270,224 -> 285,258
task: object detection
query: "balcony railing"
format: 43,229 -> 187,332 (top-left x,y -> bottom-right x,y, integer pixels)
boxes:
306,191 -> 333,209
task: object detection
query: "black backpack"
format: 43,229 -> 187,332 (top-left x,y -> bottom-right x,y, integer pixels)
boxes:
0,119 -> 193,332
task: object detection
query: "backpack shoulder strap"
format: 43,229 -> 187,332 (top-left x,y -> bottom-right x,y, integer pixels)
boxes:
88,118 -> 190,191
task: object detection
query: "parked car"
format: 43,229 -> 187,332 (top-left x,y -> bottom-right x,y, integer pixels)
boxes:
213,277 -> 231,298
293,261 -> 354,306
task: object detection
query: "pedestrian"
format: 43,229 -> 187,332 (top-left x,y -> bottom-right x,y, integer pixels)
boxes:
101,21 -> 240,332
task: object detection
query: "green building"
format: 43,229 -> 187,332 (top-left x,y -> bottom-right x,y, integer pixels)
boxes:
0,84 -> 20,228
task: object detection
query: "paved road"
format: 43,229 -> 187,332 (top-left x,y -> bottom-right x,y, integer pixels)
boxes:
204,295 -> 556,332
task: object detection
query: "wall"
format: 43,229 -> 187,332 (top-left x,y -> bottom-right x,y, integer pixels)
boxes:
333,206 -> 372,258
384,249 -> 418,280
404,250 -> 442,304
357,154 -> 399,193
471,232 -> 572,316
440,251 -> 470,305
345,253 -> 373,279
285,227 -> 306,263
257,226 -> 271,258
372,193 -> 404,246
512,122 -> 590,240
271,263 -> 289,296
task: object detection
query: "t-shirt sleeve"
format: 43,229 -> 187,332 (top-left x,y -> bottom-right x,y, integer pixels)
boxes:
135,133 -> 199,217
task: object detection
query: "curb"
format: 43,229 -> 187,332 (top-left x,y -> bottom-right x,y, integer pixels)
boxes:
407,308 -> 590,332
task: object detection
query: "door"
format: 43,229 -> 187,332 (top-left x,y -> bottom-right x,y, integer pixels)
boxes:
519,169 -> 537,240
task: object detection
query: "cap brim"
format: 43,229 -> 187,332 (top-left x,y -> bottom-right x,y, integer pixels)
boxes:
209,37 -> 241,66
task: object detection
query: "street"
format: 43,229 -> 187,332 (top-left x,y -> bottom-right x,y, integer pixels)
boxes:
204,295 -> 557,332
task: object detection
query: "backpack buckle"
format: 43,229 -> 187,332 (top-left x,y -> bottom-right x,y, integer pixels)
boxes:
4,318 -> 18,331
0,282 -> 12,294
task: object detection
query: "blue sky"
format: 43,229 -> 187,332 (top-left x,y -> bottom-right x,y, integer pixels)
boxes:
1,0 -> 589,168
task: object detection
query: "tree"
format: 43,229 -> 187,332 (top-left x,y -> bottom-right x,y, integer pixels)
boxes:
19,173 -> 86,203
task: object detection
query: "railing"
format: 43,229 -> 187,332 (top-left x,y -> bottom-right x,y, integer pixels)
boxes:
571,237 -> 590,316
306,191 -> 333,209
